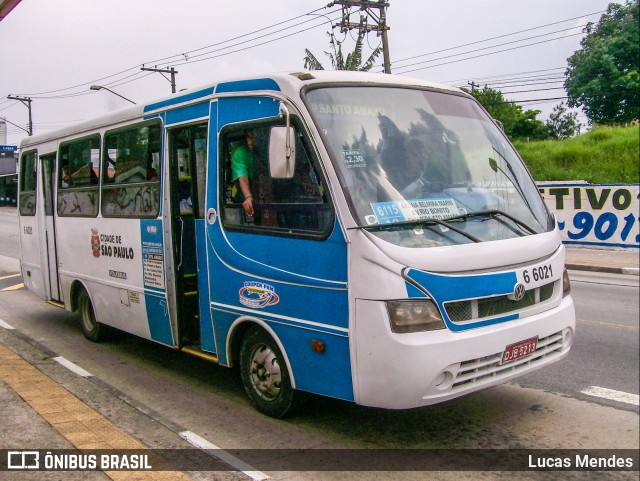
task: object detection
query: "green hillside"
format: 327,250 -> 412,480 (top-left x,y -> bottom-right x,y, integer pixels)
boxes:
513,125 -> 639,184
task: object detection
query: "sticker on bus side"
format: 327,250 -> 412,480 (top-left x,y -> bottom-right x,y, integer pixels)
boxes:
239,282 -> 280,309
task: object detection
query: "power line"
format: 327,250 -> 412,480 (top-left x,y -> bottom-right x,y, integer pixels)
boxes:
394,27 -> 585,74
149,9 -> 341,70
443,67 -> 566,85
144,6 -> 336,68
151,14 -> 343,69
391,10 -> 605,67
395,31 -> 584,75
484,90 -> 631,107
4,6 -> 340,100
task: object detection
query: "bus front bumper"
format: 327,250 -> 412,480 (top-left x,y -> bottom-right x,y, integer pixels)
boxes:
352,297 -> 575,409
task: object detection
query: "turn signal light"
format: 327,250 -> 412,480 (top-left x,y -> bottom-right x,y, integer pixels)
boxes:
311,339 -> 325,353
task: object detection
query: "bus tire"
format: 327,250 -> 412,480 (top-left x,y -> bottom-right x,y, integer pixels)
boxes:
240,327 -> 299,418
78,288 -> 111,342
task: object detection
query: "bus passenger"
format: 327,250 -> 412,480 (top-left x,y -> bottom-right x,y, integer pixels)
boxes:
61,164 -> 71,188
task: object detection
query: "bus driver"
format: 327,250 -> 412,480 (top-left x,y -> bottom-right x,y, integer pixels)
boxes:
231,129 -> 257,217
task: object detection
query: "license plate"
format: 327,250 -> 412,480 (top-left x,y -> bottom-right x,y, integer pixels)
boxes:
501,336 -> 538,364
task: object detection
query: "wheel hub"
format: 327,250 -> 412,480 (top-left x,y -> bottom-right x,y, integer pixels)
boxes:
249,344 -> 282,400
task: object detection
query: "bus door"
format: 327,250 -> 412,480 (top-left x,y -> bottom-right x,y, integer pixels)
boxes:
18,150 -> 47,299
39,153 -> 61,302
167,123 -> 209,350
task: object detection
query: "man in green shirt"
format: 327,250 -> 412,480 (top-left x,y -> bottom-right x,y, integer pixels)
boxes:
231,130 -> 256,216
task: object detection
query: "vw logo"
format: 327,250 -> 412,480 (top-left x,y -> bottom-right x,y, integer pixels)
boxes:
513,283 -> 526,301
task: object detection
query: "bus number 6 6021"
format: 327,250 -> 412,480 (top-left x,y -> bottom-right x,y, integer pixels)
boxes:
523,265 -> 553,284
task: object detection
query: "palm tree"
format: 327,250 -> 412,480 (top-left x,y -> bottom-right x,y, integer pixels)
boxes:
304,29 -> 381,71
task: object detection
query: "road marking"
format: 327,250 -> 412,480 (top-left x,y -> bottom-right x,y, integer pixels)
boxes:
581,386 -> 639,406
0,318 -> 14,330
1,283 -> 24,291
0,273 -> 21,281
578,318 -> 639,332
53,356 -> 93,377
180,430 -> 271,481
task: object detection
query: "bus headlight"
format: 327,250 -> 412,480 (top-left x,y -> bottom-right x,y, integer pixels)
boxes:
562,268 -> 571,297
386,300 -> 445,333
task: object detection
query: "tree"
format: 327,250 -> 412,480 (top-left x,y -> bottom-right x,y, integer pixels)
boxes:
467,85 -> 548,141
565,0 -> 640,124
303,29 -> 381,71
545,103 -> 581,139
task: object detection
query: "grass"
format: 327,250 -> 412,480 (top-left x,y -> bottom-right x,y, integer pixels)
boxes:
513,125 -> 639,184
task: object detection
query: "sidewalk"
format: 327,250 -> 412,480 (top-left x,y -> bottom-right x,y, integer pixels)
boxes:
565,246 -> 639,276
0,326 -> 248,480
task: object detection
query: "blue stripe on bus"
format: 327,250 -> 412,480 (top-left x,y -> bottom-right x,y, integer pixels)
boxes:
215,78 -> 281,94
217,95 -> 281,126
206,245 -> 349,328
220,225 -> 348,287
166,102 -> 210,125
143,87 -> 215,113
405,281 -> 428,298
145,292 -> 174,346
406,268 -> 519,332
140,219 -> 175,346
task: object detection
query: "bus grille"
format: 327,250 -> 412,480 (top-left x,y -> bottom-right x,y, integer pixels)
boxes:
444,281 -> 556,324
451,330 -> 565,391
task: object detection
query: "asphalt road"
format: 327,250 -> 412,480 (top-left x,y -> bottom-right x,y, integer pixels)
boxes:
0,211 -> 20,258
518,270 -> 639,411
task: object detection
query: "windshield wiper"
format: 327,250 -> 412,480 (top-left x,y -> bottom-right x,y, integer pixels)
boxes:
445,209 -> 538,235
354,218 -> 481,243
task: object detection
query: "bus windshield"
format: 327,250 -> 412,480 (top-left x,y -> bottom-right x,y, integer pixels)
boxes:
306,86 -> 552,248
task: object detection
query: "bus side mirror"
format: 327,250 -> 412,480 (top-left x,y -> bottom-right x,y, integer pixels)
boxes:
269,126 -> 296,179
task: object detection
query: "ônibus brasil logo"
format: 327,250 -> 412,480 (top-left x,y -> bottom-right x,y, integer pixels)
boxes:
239,282 -> 279,309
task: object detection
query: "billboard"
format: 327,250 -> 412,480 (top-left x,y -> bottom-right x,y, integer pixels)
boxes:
538,183 -> 639,249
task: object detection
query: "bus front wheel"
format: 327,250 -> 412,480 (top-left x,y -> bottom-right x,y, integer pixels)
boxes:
240,327 -> 299,418
78,288 -> 111,342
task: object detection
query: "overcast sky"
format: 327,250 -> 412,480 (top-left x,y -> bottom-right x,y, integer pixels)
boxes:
0,0 -> 613,146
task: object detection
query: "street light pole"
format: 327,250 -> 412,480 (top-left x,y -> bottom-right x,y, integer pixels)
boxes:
89,85 -> 136,104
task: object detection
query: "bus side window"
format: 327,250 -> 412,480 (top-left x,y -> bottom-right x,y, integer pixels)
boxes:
57,135 -> 100,217
19,150 -> 37,216
220,123 -> 332,237
101,120 -> 161,218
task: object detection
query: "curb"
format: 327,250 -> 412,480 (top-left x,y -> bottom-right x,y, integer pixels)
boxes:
566,263 -> 640,276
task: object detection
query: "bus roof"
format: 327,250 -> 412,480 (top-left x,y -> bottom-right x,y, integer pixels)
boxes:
20,71 -> 462,149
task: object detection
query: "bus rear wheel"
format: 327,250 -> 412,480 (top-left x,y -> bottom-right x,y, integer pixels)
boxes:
78,288 -> 111,342
240,327 -> 299,418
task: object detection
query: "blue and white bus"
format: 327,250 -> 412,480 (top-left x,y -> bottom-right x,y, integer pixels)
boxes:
18,71 -> 575,417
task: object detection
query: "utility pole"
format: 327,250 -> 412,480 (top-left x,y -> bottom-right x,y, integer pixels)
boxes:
141,66 -> 178,93
328,0 -> 391,73
7,95 -> 32,136
467,81 -> 479,93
